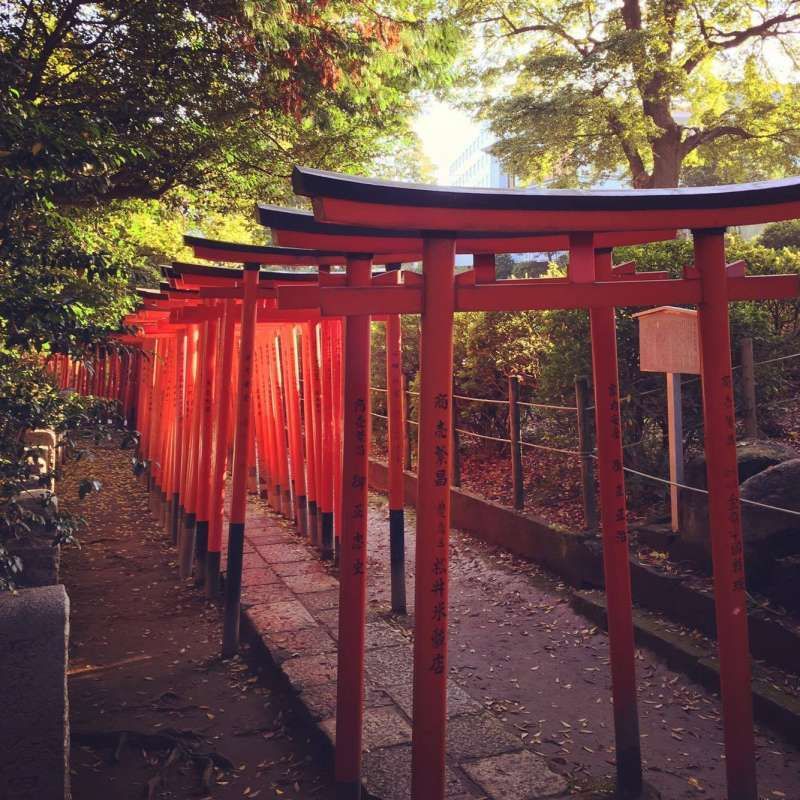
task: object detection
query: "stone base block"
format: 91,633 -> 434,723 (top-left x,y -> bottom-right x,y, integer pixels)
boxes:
0,584 -> 70,800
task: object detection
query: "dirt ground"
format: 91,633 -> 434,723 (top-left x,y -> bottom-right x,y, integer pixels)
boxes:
59,445 -> 335,800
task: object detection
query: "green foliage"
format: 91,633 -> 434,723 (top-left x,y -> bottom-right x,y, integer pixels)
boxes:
392,239 -> 800,473
1,0 -> 462,226
0,350 -> 130,590
0,213 -> 137,352
463,1 -> 800,187
760,220 -> 800,251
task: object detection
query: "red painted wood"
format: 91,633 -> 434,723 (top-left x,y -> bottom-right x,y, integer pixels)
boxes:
207,304 -> 233,557
173,332 -> 187,508
694,230 -> 757,800
412,238 -> 456,800
272,225 -> 677,254
319,321 -> 335,548
386,315 -> 405,509
334,257 -> 373,797
229,269 -> 259,523
197,315 -> 219,525
585,245 -> 642,796
301,324 -> 319,525
332,320 -> 344,549
313,195 -> 800,233
282,326 -> 307,531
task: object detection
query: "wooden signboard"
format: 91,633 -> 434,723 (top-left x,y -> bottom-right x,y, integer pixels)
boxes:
634,306 -> 700,375
634,306 -> 700,533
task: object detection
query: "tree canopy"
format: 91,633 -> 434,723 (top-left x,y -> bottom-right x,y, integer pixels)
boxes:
1,0 -> 460,227
464,0 -> 800,187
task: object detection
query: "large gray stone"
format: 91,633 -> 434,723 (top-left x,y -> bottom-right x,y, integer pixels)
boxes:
6,532 -> 60,588
740,459 -> 800,555
0,584 -> 70,800
679,440 -> 799,550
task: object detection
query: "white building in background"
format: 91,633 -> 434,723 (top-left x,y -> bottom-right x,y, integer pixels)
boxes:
447,125 -> 545,267
447,123 -> 512,189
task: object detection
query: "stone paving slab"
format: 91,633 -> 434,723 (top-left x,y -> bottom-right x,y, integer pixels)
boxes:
446,712 -> 526,761
362,744 -> 476,800
300,589 -> 339,612
319,705 -> 413,749
240,565 -> 282,587
273,560 -> 332,577
461,750 -> 568,800
282,572 -> 340,594
300,681 -> 395,721
364,644 -> 414,688
241,582 -> 295,605
385,680 -> 483,720
364,621 -> 409,651
254,543 -> 314,563
282,651 -> 339,689
239,503 -> 574,800
312,607 -> 341,630
247,599 -> 317,633
263,626 -> 338,663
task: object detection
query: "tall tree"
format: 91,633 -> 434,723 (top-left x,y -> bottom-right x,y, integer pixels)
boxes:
466,0 -> 800,187
0,0 -> 460,228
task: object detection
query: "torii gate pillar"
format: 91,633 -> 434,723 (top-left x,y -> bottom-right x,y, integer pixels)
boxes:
411,237 -> 456,800
694,228 -> 757,800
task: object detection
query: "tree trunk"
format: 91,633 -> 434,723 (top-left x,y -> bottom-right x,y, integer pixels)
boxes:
649,132 -> 682,188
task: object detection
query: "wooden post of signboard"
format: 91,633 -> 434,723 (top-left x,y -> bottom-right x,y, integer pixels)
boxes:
666,373 -> 684,532
634,306 -> 700,533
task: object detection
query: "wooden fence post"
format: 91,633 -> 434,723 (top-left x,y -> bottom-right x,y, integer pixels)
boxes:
575,376 -> 598,531
508,375 -> 524,510
403,375 -> 413,471
451,393 -> 461,487
741,337 -> 758,439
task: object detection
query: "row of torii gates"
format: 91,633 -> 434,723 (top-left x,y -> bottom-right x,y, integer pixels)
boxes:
52,172 -> 800,800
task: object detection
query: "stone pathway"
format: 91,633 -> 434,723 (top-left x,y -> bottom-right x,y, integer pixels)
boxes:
231,499 -> 572,799
231,491 -> 800,800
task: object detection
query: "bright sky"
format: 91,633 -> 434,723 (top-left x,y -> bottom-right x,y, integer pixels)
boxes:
412,99 -> 480,185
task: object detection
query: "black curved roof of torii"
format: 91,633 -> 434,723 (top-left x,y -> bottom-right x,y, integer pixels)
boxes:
183,234 -> 417,265
256,203 -> 678,251
166,261 -> 320,283
256,203 -> 584,242
292,168 -> 800,212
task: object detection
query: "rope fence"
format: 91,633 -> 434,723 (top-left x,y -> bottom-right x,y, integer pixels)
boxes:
621,464 -> 800,518
372,384 -> 578,412
366,341 -> 800,523
372,403 -> 800,520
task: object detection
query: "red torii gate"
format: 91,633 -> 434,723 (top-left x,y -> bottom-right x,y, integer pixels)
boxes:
274,169 -> 800,800
119,253 -> 345,657
257,204 -> 680,613
180,236 -> 434,655
54,174 -> 800,800
255,206 -> 680,799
